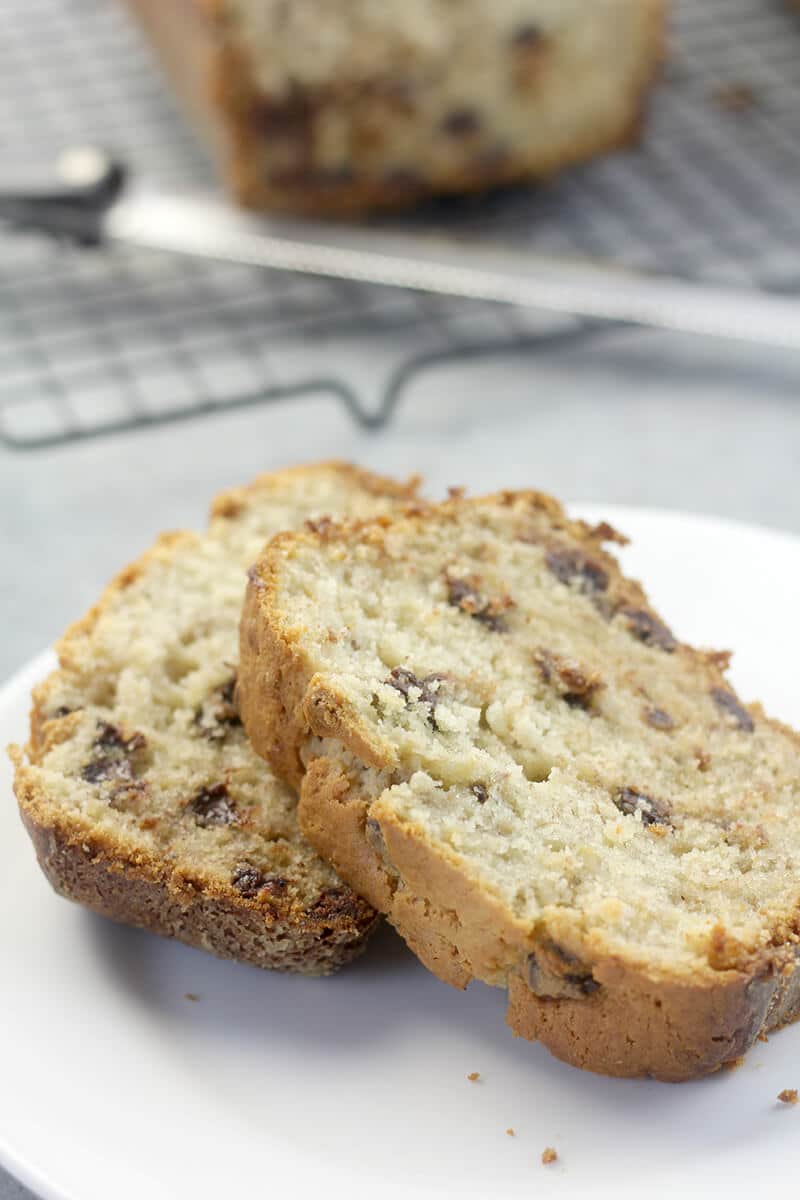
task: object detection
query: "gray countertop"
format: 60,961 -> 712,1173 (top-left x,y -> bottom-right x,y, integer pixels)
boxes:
2,326 -> 799,1197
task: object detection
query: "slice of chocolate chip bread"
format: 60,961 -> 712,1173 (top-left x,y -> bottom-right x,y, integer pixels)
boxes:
11,463 -> 417,975
240,490 -> 800,1074
127,0 -> 665,215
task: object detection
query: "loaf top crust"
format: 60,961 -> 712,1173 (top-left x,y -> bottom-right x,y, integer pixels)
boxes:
242,490 -> 800,988
12,462 -> 417,974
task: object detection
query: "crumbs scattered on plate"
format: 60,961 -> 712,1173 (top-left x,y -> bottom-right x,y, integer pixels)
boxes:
541,1147 -> 558,1165
712,82 -> 759,113
778,1089 -> 798,1105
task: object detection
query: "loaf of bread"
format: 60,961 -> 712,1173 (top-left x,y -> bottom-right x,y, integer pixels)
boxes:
240,489 -> 800,1076
127,0 -> 666,215
11,463 -> 417,975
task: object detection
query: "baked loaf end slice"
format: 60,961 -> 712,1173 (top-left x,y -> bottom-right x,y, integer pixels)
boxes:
11,463 -> 417,976
240,490 -> 800,1075
127,0 -> 665,216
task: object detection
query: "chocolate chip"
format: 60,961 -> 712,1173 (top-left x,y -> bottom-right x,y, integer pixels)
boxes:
446,576 -> 512,632
643,706 -> 674,731
194,674 -> 241,741
622,609 -> 677,652
81,757 -> 133,784
614,787 -> 672,827
527,941 -> 600,999
511,23 -> 542,47
94,721 -> 146,754
189,783 -> 236,828
546,546 -> 609,594
711,687 -> 754,733
53,705 -> 74,718
441,108 -> 480,136
81,721 -> 148,785
231,864 -> 266,898
471,783 -> 489,804
386,668 -> 446,727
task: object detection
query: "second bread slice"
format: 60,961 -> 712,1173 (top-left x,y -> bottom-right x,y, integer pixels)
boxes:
12,462 -> 416,976
240,489 -> 800,1075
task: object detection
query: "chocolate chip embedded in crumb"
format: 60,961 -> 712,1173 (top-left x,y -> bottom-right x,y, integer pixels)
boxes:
471,783 -> 489,804
194,674 -> 241,741
446,575 -> 513,632
643,705 -> 674,731
53,705 -> 74,718
622,609 -> 677,652
441,108 -> 481,136
189,783 -> 236,828
231,864 -> 265,898
711,687 -> 755,733
546,546 -> 609,594
614,787 -> 672,827
527,941 -> 599,999
94,721 -> 146,754
386,667 -> 446,728
82,757 -> 133,784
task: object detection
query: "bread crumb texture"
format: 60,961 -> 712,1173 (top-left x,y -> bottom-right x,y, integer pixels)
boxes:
12,463 -> 416,975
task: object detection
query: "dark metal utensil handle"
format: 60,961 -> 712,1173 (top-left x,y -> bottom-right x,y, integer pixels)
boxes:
0,147 -> 125,243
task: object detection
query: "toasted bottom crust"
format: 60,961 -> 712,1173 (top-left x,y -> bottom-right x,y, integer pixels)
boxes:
296,759 -> 800,1077
17,779 -> 376,977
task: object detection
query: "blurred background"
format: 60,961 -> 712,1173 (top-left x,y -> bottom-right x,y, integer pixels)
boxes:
2,1 -> 799,682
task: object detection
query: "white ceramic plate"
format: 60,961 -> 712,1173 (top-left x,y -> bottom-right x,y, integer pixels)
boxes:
3,506 -> 800,1200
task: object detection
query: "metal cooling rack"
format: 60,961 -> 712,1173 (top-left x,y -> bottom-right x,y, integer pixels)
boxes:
2,0 -> 800,450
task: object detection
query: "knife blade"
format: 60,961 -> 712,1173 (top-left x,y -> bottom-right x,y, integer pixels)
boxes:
4,147 -> 800,352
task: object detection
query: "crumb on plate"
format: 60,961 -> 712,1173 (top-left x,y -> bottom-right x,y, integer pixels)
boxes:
184,992 -> 200,1002
778,1089 -> 798,1105
541,1147 -> 558,1165
712,82 -> 759,113
467,1071 -> 480,1082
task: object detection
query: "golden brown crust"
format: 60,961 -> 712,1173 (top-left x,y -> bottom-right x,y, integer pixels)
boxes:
241,487 -> 800,1076
127,0 -> 666,217
209,459 -> 421,523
